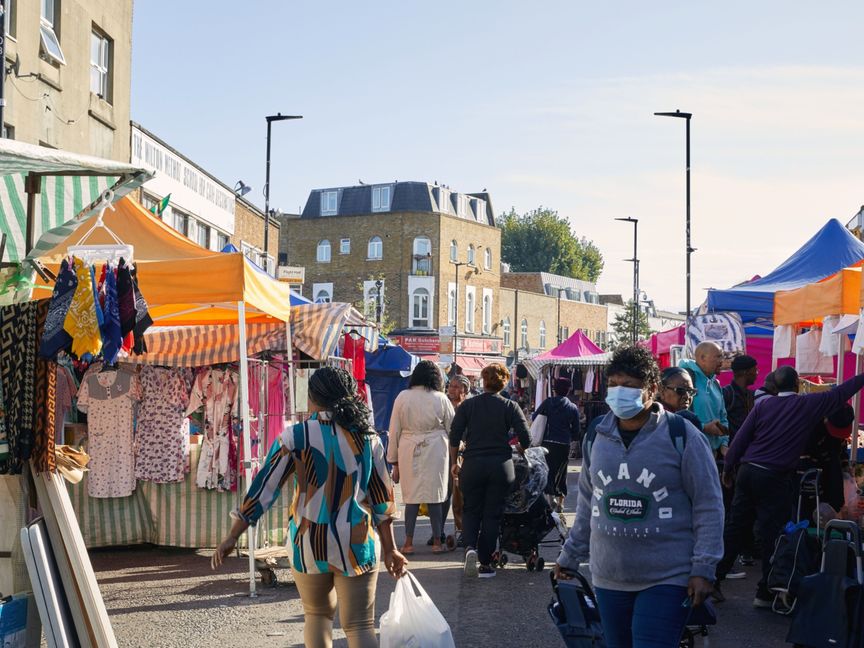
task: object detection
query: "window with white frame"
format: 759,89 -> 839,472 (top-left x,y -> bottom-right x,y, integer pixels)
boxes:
340,238 -> 350,255
313,283 -> 333,304
90,29 -> 111,101
411,288 -> 430,327
560,326 -> 570,341
466,288 -> 476,333
215,231 -> 229,251
316,239 -> 331,263
320,190 -> 338,216
5,0 -> 16,38
141,193 -> 158,213
447,284 -> 456,327
521,318 -> 528,349
502,317 -> 511,347
474,198 -> 486,222
372,185 -> 391,212
467,244 -> 475,266
484,247 -> 492,270
449,239 -> 458,262
171,208 -> 189,237
196,221 -> 210,249
412,236 -> 432,274
40,0 -> 65,65
539,320 -> 547,349
482,293 -> 492,334
368,236 -> 383,260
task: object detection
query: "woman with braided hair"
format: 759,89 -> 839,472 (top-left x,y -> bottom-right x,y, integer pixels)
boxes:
212,367 -> 406,648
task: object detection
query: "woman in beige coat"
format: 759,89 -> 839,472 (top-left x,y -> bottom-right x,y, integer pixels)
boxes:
388,360 -> 454,554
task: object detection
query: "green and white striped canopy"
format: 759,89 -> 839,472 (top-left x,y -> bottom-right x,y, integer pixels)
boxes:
0,139 -> 152,264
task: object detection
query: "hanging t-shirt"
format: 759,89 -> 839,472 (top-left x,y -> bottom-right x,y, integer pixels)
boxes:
795,329 -> 834,374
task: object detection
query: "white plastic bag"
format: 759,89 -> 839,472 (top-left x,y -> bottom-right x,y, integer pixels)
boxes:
379,572 -> 455,648
529,413 -> 547,447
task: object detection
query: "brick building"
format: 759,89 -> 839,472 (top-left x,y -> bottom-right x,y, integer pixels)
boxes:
282,181 -> 610,366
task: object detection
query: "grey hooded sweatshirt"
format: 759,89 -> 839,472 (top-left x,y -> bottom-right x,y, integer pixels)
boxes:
557,405 -> 724,591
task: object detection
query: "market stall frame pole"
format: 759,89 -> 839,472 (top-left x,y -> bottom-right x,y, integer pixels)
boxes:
237,300 -> 257,597
263,113 -> 302,266
654,110 -> 693,323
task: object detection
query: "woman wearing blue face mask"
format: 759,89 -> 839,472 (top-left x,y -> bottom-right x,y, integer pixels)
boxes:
554,346 -> 724,648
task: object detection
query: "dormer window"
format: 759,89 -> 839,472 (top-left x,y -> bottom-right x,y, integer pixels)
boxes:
473,198 -> 486,222
321,190 -> 338,216
438,188 -> 449,213
372,185 -> 391,212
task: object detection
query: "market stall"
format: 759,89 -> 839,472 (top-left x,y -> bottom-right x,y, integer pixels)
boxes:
524,330 -> 611,421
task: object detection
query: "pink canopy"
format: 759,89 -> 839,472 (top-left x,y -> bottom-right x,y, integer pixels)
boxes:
525,330 -> 610,376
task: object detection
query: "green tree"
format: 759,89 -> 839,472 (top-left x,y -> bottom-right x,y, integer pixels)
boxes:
611,300 -> 652,345
499,206 -> 604,282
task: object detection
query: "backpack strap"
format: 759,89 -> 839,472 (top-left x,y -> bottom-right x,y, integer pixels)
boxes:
583,415 -> 604,466
667,412 -> 687,457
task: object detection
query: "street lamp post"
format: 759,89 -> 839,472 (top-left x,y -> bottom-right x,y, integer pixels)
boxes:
264,113 -> 302,273
654,109 -> 693,321
451,261 -> 467,369
374,279 -> 383,328
615,217 -> 639,344
555,286 -> 564,346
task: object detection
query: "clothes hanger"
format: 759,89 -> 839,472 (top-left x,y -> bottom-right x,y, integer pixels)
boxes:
67,190 -> 135,266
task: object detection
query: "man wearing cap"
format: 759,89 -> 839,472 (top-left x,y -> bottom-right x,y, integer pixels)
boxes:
718,365 -> 864,607
533,377 -> 581,511
722,355 -> 758,442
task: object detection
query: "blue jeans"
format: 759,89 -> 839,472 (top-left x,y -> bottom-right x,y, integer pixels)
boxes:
594,585 -> 690,648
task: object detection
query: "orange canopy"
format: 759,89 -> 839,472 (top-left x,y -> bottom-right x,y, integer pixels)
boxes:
34,195 -> 216,264
774,267 -> 862,326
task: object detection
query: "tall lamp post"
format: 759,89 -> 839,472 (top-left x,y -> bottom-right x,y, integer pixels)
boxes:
374,279 -> 384,328
451,260 -> 467,370
264,113 -> 302,273
554,286 -> 565,345
654,109 -> 693,321
615,217 -> 639,344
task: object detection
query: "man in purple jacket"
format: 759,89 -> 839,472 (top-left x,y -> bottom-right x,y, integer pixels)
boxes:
717,365 -> 864,607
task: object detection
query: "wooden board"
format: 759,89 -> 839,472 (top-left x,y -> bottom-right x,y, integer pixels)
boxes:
20,521 -> 77,648
34,471 -> 116,647
33,472 -> 93,648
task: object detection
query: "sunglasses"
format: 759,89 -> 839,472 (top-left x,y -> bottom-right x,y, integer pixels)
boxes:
662,383 -> 697,397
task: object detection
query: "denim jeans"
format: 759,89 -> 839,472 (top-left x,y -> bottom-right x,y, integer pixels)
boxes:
594,584 -> 690,648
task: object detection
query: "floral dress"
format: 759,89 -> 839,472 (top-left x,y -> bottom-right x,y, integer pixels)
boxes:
77,369 -> 142,498
187,368 -> 238,491
135,366 -> 191,483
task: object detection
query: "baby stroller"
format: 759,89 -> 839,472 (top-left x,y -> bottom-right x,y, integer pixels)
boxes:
494,447 -> 568,571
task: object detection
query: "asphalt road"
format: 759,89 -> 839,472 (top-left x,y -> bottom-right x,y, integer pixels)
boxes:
91,461 -> 793,648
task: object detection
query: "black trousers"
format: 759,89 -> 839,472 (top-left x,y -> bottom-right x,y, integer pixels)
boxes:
459,455 -> 515,565
542,441 -> 570,497
717,463 -> 795,591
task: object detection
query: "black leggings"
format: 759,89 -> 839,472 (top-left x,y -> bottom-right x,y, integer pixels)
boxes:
459,455 -> 515,565
542,441 -> 570,497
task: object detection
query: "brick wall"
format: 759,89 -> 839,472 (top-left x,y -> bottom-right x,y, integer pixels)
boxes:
500,273 -> 545,293
232,199 -> 280,256
499,288 -> 608,355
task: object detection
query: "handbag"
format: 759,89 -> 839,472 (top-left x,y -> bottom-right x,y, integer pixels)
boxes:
548,571 -> 605,647
379,572 -> 455,648
529,414 -> 548,447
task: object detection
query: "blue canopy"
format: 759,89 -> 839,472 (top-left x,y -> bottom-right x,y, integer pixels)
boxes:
705,219 -> 864,323
366,341 -> 418,433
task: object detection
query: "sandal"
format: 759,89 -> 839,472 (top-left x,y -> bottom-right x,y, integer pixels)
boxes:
445,535 -> 457,552
431,545 -> 447,554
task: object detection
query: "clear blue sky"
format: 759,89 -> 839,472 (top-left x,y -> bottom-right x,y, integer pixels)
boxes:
132,1 -> 864,311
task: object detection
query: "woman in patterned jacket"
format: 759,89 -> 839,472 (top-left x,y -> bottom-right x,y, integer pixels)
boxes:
212,367 -> 406,648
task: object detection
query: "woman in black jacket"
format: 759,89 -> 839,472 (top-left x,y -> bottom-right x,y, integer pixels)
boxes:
450,363 -> 530,578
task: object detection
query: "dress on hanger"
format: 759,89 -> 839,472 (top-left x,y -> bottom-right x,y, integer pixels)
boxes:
136,366 -> 191,483
187,368 -> 239,491
77,368 -> 142,498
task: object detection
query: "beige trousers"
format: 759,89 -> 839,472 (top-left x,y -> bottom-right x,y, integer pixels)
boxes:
291,566 -> 379,648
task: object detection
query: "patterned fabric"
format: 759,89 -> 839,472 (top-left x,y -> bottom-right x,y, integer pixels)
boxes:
117,259 -> 136,353
0,301 -> 38,474
187,368 -> 238,491
131,270 -> 152,354
0,367 -> 7,464
131,324 -> 286,367
236,414 -> 395,577
33,300 -> 57,473
38,259 -> 77,359
136,366 -> 191,483
54,364 -> 78,444
77,368 -> 142,497
64,261 -> 102,358
100,267 -> 122,364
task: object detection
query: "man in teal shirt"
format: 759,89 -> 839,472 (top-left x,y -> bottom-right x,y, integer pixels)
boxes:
680,342 -> 729,454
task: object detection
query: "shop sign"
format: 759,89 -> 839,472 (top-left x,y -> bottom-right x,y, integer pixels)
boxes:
439,335 -> 454,354
277,266 -> 305,284
392,335 -> 440,353
457,337 -> 501,354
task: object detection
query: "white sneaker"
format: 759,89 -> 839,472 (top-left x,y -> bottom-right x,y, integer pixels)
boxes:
726,570 -> 747,580
464,549 -> 478,577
